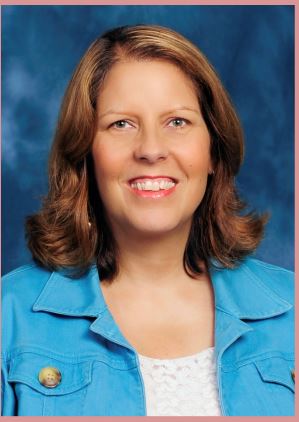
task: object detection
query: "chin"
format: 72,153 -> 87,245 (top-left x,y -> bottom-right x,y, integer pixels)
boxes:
128,215 -> 189,236
136,224 -> 177,235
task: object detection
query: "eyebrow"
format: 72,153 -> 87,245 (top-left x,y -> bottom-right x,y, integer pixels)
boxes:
97,106 -> 201,120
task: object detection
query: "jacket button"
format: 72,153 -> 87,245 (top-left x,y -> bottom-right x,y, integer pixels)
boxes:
291,370 -> 295,382
38,367 -> 61,388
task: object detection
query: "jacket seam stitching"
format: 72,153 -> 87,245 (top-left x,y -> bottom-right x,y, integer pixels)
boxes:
252,259 -> 294,275
221,355 -> 294,371
2,264 -> 39,279
243,264 -> 291,306
6,349 -> 136,368
7,374 -> 89,393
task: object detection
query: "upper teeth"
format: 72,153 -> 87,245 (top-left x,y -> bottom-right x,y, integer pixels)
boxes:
131,180 -> 176,191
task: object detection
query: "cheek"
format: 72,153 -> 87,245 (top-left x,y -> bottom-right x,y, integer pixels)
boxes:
179,142 -> 211,175
92,143 -> 123,182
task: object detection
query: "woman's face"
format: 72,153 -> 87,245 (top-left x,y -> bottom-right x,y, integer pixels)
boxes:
92,59 -> 212,238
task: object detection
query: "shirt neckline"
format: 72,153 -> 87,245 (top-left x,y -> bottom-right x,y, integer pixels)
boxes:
138,346 -> 214,363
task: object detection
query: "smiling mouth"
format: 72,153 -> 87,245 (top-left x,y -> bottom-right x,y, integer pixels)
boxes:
128,177 -> 178,197
130,178 -> 176,191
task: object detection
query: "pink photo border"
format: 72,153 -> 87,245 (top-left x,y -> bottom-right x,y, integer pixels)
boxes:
0,1 -> 297,421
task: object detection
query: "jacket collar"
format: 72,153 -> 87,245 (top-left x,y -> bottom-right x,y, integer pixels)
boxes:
33,265 -> 105,318
33,265 -> 134,351
210,260 -> 292,359
33,259 -> 292,353
209,260 -> 292,320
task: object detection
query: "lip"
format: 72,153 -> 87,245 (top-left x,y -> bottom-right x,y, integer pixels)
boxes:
128,175 -> 178,184
127,175 -> 178,198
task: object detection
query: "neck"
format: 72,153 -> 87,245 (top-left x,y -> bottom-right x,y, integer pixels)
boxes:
110,223 -> 198,289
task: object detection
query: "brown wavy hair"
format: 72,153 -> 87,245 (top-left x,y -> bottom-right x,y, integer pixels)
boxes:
26,24 -> 268,279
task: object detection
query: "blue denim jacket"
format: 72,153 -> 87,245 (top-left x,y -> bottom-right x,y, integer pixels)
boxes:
1,258 -> 294,416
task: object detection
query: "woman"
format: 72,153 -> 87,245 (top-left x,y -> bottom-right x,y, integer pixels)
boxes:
1,25 -> 294,416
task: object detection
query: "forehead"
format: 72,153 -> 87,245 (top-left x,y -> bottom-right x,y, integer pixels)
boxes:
97,59 -> 199,111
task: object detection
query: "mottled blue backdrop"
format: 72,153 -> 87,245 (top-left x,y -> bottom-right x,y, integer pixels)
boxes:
2,5 -> 294,274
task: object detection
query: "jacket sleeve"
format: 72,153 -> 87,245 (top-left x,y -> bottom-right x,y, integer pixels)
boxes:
1,356 -> 16,416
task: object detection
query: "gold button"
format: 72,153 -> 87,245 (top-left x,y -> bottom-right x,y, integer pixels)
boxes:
38,367 -> 61,388
291,370 -> 295,382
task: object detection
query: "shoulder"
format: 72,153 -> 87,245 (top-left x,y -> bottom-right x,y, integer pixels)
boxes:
211,257 -> 294,321
1,263 -> 53,312
242,258 -> 294,305
1,263 -> 54,356
2,263 -> 52,292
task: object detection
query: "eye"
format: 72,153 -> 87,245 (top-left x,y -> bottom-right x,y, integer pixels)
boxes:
110,120 -> 133,129
168,118 -> 189,128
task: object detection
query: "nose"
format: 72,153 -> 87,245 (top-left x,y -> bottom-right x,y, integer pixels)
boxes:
134,126 -> 169,163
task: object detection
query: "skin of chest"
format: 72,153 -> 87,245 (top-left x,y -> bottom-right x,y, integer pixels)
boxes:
100,272 -> 215,359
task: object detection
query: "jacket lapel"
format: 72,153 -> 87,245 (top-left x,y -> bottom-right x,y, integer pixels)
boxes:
33,259 -> 292,357
210,259 -> 292,359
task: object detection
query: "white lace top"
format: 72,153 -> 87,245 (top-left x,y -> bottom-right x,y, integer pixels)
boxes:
138,347 -> 222,416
